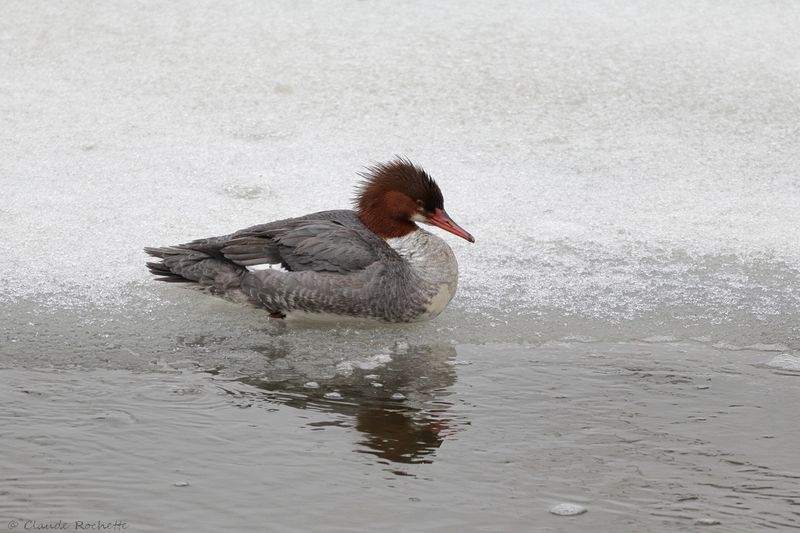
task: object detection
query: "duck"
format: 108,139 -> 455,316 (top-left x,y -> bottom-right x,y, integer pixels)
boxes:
144,158 -> 474,322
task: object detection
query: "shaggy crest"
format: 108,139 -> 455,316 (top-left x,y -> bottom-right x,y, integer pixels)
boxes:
354,158 -> 444,214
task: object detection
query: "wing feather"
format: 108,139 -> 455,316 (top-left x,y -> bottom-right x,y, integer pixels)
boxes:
220,217 -> 395,274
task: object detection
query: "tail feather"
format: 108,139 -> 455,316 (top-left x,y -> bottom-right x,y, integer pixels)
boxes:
144,245 -> 246,293
145,260 -> 192,282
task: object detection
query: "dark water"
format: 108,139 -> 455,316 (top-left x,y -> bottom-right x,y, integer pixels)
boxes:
3,305 -> 799,532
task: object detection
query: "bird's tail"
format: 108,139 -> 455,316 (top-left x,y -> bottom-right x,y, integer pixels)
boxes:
144,245 -> 246,296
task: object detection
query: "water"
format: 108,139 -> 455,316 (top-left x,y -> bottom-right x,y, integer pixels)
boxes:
2,0 -> 800,531
2,340 -> 799,531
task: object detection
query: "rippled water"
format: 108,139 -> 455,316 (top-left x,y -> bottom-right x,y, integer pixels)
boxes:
2,335 -> 800,532
3,0 -> 800,531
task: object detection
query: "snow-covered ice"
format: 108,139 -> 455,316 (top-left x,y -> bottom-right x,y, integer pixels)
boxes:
2,1 -> 799,348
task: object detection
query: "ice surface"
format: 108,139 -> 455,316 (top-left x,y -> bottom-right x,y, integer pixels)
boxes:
549,503 -> 588,516
323,392 -> 343,400
764,354 -> 800,372
2,1 -> 800,348
335,353 -> 393,375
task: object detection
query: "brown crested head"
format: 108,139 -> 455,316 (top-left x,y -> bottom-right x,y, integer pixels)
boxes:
354,158 -> 475,243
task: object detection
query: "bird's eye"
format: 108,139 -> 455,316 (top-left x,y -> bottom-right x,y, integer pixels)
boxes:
416,199 -> 424,209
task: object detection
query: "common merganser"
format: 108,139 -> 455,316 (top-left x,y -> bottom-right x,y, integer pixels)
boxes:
144,159 -> 474,322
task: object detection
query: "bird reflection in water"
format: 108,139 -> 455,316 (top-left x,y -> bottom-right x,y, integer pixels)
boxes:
238,343 -> 462,465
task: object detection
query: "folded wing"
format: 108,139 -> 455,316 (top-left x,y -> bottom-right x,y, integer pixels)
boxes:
221,219 -> 388,274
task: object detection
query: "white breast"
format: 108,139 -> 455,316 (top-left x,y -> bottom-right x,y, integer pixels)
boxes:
386,229 -> 459,319
420,283 -> 456,318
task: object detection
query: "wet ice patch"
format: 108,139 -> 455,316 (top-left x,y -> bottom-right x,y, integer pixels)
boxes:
747,343 -> 791,352
219,184 -> 271,200
763,354 -> 800,372
643,335 -> 679,343
335,354 -> 393,375
549,503 -> 587,516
